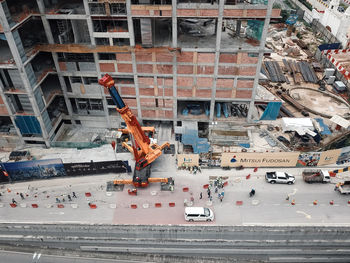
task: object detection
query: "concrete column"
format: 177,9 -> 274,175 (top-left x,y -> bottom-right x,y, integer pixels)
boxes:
36,0 -> 54,44
127,0 -> 142,120
51,53 -> 75,120
0,4 -> 50,147
126,0 -> 135,47
93,53 -> 112,128
83,0 -> 96,46
247,1 -> 273,122
172,0 -> 177,126
0,82 -> 25,146
209,0 -> 224,121
172,0 -> 177,48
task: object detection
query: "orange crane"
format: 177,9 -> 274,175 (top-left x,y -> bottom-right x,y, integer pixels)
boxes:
99,74 -> 171,188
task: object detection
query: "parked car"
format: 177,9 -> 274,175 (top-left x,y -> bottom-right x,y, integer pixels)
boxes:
265,172 -> 295,184
184,207 -> 214,222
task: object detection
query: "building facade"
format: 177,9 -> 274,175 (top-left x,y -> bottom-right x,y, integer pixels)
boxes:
0,0 -> 280,149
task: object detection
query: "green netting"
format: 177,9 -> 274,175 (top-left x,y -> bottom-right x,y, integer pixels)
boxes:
50,141 -> 107,149
246,20 -> 264,40
250,0 -> 268,4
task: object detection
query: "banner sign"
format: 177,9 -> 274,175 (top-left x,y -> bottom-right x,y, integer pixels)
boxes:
296,152 -> 321,167
63,160 -> 131,176
318,149 -> 342,166
177,154 -> 199,167
1,159 -> 66,182
221,152 -> 300,167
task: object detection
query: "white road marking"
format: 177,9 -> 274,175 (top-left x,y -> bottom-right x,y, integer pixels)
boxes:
296,211 -> 312,219
49,212 -> 64,215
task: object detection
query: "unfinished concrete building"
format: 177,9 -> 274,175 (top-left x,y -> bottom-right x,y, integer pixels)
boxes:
0,0 -> 280,149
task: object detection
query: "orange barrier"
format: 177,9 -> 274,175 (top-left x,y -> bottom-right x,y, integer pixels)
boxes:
57,204 -> 64,208
169,202 -> 175,207
183,187 -> 189,192
155,203 -> 162,208
203,184 -> 209,189
131,204 -> 137,209
246,174 -> 251,180
10,203 -> 17,208
89,204 -> 97,209
330,200 -> 334,205
236,201 -> 243,206
31,204 -> 38,208
85,192 -> 91,197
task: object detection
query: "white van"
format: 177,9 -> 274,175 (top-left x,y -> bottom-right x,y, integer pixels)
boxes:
184,207 -> 214,222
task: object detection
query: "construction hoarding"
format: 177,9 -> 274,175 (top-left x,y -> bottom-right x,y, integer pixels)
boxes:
318,149 -> 342,166
63,160 -> 131,176
221,152 -> 300,167
1,159 -> 66,182
177,154 -> 199,167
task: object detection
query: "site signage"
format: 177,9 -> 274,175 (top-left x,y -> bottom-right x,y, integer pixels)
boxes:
318,149 -> 342,166
177,154 -> 199,167
221,152 -> 300,167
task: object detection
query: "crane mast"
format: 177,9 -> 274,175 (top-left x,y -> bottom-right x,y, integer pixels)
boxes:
98,74 -> 170,187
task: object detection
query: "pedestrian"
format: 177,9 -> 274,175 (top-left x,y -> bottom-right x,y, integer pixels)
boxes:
207,188 -> 211,198
12,198 -> 17,204
20,193 -> 24,200
72,192 -> 77,198
286,195 -> 290,201
199,192 -> 202,199
215,186 -> 218,193
68,194 -> 72,201
220,195 -> 223,202
56,198 -> 60,203
62,198 -> 65,202
209,195 -> 212,202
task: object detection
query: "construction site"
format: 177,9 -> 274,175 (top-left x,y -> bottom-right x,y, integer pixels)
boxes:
1,0 -> 350,262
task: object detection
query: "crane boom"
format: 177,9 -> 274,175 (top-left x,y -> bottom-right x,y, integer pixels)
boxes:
98,74 -> 170,187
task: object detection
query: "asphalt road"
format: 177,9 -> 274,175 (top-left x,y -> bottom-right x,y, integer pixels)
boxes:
0,250 -> 149,263
0,224 -> 350,262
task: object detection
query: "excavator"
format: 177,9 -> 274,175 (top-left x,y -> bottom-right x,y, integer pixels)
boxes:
98,74 -> 172,188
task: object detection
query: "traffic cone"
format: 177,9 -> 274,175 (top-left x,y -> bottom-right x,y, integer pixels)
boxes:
330,200 -> 334,205
313,200 -> 318,205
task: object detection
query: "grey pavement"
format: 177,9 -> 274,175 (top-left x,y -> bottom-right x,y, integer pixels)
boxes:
1,153 -> 350,226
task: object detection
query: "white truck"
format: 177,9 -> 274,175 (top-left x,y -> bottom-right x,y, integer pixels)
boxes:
335,181 -> 350,194
265,172 -> 295,184
302,169 -> 331,184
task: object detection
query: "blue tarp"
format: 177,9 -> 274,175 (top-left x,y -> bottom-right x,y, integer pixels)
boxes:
181,129 -> 210,154
15,116 -> 42,135
239,143 -> 250,148
315,118 -> 332,135
318,43 -> 341,51
259,102 -> 282,120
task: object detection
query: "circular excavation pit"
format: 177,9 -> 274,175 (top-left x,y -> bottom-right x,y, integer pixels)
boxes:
289,87 -> 350,118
